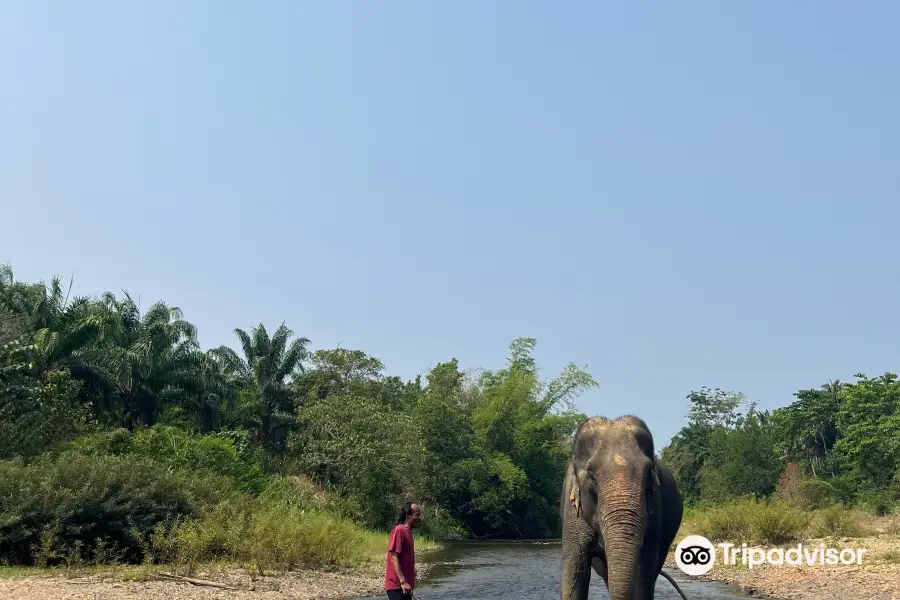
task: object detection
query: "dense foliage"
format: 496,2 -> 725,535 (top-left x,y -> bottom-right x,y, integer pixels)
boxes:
661,381 -> 900,515
0,263 -> 595,566
2,262 -> 897,568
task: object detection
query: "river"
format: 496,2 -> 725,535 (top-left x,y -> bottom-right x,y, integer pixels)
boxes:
381,541 -> 749,600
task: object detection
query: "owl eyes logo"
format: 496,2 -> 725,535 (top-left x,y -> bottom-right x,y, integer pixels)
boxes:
675,535 -> 716,575
680,545 -> 711,565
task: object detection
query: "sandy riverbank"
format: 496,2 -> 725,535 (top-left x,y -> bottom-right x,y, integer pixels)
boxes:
665,531 -> 900,600
0,561 -> 435,600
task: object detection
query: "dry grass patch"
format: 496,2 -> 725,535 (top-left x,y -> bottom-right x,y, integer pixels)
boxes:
677,499 -> 898,546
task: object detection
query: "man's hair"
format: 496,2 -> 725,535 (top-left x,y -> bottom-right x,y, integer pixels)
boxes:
396,502 -> 418,524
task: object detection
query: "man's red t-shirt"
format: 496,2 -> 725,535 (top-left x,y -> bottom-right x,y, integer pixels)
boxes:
384,524 -> 416,591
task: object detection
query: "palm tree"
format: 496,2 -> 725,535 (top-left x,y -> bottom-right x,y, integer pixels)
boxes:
210,322 -> 310,451
0,264 -> 114,389
0,265 -> 227,430
84,292 -> 211,429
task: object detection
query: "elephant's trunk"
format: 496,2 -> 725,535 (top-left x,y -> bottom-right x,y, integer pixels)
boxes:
601,509 -> 644,600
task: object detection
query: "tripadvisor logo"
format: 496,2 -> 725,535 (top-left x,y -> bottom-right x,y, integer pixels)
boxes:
674,534 -> 868,575
675,535 -> 716,576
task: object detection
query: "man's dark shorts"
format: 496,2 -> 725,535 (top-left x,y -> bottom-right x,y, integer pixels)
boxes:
387,589 -> 411,600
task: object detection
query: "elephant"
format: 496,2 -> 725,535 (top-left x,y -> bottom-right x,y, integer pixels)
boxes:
559,415 -> 684,600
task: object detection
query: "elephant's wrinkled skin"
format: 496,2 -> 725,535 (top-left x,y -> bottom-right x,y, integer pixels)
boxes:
559,415 -> 683,600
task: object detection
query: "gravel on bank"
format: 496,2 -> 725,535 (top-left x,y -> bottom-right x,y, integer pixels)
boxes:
0,563 -> 434,600
665,534 -> 900,600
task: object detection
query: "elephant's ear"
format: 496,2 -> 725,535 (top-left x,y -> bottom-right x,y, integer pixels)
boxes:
569,417 -> 607,517
569,462 -> 582,516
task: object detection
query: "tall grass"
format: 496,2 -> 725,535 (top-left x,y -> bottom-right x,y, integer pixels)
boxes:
677,498 -> 878,546
0,441 -> 440,576
149,499 -> 397,575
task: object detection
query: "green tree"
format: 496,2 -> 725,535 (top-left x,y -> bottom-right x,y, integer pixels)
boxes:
833,373 -> 900,496
0,338 -> 93,458
0,264 -> 113,397
698,405 -> 782,502
769,384 -> 841,479
211,322 -> 310,452
661,387 -> 746,506
76,292 -> 214,430
288,346 -> 421,528
457,338 -> 593,538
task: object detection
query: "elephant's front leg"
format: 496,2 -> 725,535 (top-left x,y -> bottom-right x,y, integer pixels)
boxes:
591,554 -> 608,588
634,538 -> 663,600
560,509 -> 595,600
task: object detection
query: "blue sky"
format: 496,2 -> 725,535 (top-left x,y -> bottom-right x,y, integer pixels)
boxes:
2,2 -> 899,447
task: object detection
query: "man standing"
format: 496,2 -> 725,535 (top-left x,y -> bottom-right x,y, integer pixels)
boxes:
385,502 -> 422,600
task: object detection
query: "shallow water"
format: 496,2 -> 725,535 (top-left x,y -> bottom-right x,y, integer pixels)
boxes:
368,540 -> 748,600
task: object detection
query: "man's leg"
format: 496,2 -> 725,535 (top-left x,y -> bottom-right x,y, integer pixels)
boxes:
387,589 -> 407,600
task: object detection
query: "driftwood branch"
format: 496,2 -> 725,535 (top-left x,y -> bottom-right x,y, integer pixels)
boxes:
156,572 -> 237,590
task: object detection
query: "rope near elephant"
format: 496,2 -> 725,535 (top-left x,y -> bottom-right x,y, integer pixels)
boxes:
658,569 -> 690,600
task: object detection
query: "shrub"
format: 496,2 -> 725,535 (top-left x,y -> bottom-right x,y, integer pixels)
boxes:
69,428 -> 133,455
147,495 -> 401,575
131,426 -> 267,494
697,504 -> 752,542
67,425 -> 267,494
0,430 -> 441,573
798,478 -> 840,509
0,452 -> 235,566
749,500 -> 811,544
257,475 -> 331,511
242,503 -> 380,572
417,505 -> 468,540
855,489 -> 895,517
810,505 -> 866,538
689,498 -> 810,544
0,367 -> 95,460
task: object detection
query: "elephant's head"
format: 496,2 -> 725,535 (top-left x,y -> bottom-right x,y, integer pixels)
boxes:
568,415 -> 662,600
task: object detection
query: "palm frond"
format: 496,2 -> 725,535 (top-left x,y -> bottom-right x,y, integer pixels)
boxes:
269,323 -> 292,369
235,328 -> 255,364
276,337 -> 311,381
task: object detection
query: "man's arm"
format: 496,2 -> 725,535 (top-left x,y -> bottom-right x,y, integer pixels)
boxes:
390,550 -> 411,593
390,551 -> 407,586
